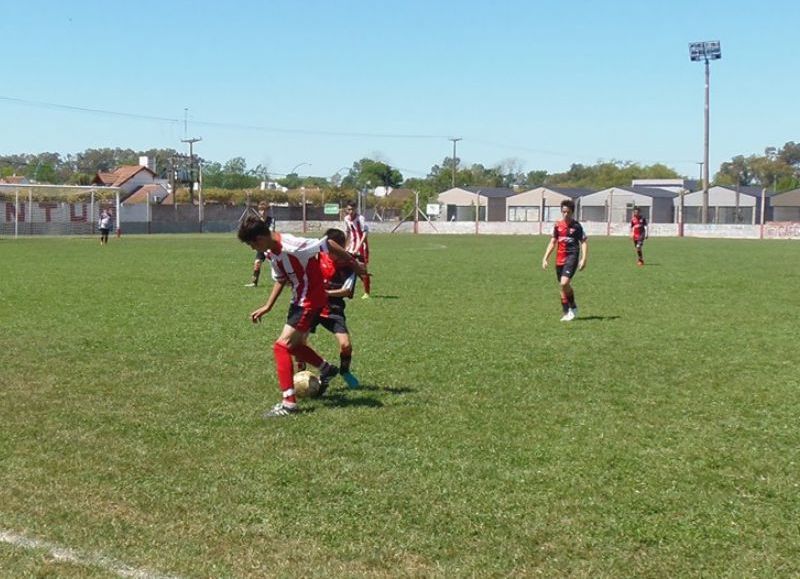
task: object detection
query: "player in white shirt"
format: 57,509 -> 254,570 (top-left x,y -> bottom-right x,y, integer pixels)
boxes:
344,201 -> 371,298
237,215 -> 366,418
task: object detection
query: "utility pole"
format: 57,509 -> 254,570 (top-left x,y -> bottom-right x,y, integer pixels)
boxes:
449,137 -> 462,189
181,137 -> 202,205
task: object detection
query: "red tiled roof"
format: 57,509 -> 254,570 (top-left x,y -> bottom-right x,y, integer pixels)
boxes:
123,184 -> 168,204
93,165 -> 156,187
0,175 -> 29,184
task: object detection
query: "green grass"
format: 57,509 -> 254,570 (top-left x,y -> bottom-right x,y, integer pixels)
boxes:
1,233 -> 799,577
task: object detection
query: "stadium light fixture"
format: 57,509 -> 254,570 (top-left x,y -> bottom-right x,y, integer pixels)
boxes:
689,40 -> 721,223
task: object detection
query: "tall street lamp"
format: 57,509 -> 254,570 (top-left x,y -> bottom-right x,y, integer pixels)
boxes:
287,163 -> 311,233
689,40 -> 721,224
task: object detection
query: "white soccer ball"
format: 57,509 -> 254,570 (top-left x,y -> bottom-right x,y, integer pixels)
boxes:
293,370 -> 321,399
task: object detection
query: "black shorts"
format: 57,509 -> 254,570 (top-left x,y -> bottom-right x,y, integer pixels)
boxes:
311,312 -> 349,335
286,304 -> 322,333
633,237 -> 645,249
556,255 -> 579,280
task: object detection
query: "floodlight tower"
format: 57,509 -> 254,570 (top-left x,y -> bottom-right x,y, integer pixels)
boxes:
689,40 -> 721,223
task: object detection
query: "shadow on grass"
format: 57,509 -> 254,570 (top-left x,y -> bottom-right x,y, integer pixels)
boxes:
363,294 -> 400,300
575,315 -> 621,322
319,393 -> 385,409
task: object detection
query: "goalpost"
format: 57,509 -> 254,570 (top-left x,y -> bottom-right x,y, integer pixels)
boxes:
0,184 -> 121,238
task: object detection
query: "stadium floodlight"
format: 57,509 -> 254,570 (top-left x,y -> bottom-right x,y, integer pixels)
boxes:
689,40 -> 722,223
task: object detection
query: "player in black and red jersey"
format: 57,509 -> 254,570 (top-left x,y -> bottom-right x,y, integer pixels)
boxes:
541,199 -> 588,322
307,228 -> 361,390
630,206 -> 648,266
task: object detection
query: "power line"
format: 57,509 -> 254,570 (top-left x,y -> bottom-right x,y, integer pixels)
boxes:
0,95 -> 449,140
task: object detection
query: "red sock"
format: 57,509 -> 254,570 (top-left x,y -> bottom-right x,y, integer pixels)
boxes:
289,344 -> 324,369
273,342 -> 296,405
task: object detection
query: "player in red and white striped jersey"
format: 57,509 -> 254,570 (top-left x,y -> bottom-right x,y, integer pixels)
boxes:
238,215 -> 366,418
344,201 -> 371,298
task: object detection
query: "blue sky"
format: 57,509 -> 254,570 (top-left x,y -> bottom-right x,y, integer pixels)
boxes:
1,0 -> 797,180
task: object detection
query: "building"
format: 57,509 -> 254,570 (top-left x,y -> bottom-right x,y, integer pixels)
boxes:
769,188 -> 800,221
436,187 -> 517,221
92,161 -> 162,203
506,187 -> 596,222
579,186 -> 678,223
679,185 -> 765,224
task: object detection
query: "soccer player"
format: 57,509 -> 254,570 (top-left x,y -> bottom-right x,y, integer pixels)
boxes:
311,228 -> 361,389
630,206 -> 648,266
344,200 -> 371,298
237,215 -> 366,418
541,199 -> 588,322
244,201 -> 270,287
98,209 -> 112,245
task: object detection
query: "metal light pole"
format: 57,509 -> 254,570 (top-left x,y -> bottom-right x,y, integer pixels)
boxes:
286,163 -> 310,231
449,137 -> 462,189
690,40 -> 721,224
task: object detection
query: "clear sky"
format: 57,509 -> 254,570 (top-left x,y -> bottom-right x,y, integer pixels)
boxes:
1,0 -> 797,181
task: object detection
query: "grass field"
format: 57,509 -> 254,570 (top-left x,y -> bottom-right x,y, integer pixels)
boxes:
1,232 -> 799,577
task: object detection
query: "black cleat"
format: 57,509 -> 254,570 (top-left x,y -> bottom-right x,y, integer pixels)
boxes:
318,363 -> 339,396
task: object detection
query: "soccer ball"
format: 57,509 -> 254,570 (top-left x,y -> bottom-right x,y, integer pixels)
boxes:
293,370 -> 321,398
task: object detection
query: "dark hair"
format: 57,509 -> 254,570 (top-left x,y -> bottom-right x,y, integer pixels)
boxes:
324,227 -> 346,246
238,214 -> 272,243
560,199 -> 575,211
346,200 -> 357,209
633,206 -> 640,212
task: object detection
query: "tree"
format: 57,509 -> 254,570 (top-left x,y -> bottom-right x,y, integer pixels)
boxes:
347,158 -> 403,191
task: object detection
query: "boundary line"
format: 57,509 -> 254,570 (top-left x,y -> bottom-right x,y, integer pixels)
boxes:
0,529 -> 181,579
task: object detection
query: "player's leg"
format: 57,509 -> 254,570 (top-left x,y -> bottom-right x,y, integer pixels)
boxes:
636,239 -> 644,265
334,328 -> 359,389
246,252 -> 265,287
267,324 -> 306,416
360,245 -> 371,297
285,307 -> 338,394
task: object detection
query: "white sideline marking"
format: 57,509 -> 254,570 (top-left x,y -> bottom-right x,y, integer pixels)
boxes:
0,529 -> 181,579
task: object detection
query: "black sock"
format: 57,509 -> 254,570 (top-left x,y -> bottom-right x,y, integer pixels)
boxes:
340,354 -> 352,374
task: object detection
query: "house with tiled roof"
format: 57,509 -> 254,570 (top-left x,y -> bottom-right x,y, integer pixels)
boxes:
122,183 -> 169,205
92,163 -> 160,202
0,175 -> 30,185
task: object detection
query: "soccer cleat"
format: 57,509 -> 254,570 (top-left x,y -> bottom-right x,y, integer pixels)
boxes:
637,259 -> 644,266
318,363 -> 339,396
361,293 -> 370,299
341,371 -> 360,389
560,309 -> 576,322
262,402 -> 299,419
244,282 -> 257,287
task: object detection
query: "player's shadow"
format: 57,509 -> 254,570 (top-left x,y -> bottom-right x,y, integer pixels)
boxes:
575,315 -> 621,322
317,383 -> 415,408
364,294 -> 400,300
319,392 -> 384,409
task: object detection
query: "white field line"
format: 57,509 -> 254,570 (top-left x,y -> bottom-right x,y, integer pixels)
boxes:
0,529 -> 181,579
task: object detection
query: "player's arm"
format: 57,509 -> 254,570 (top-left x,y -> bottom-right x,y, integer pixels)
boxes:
327,271 -> 357,299
250,280 -> 286,323
542,238 -> 556,269
578,239 -> 588,271
326,239 -> 367,276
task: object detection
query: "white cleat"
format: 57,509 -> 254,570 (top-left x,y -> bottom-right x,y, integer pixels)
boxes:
560,310 -> 576,322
